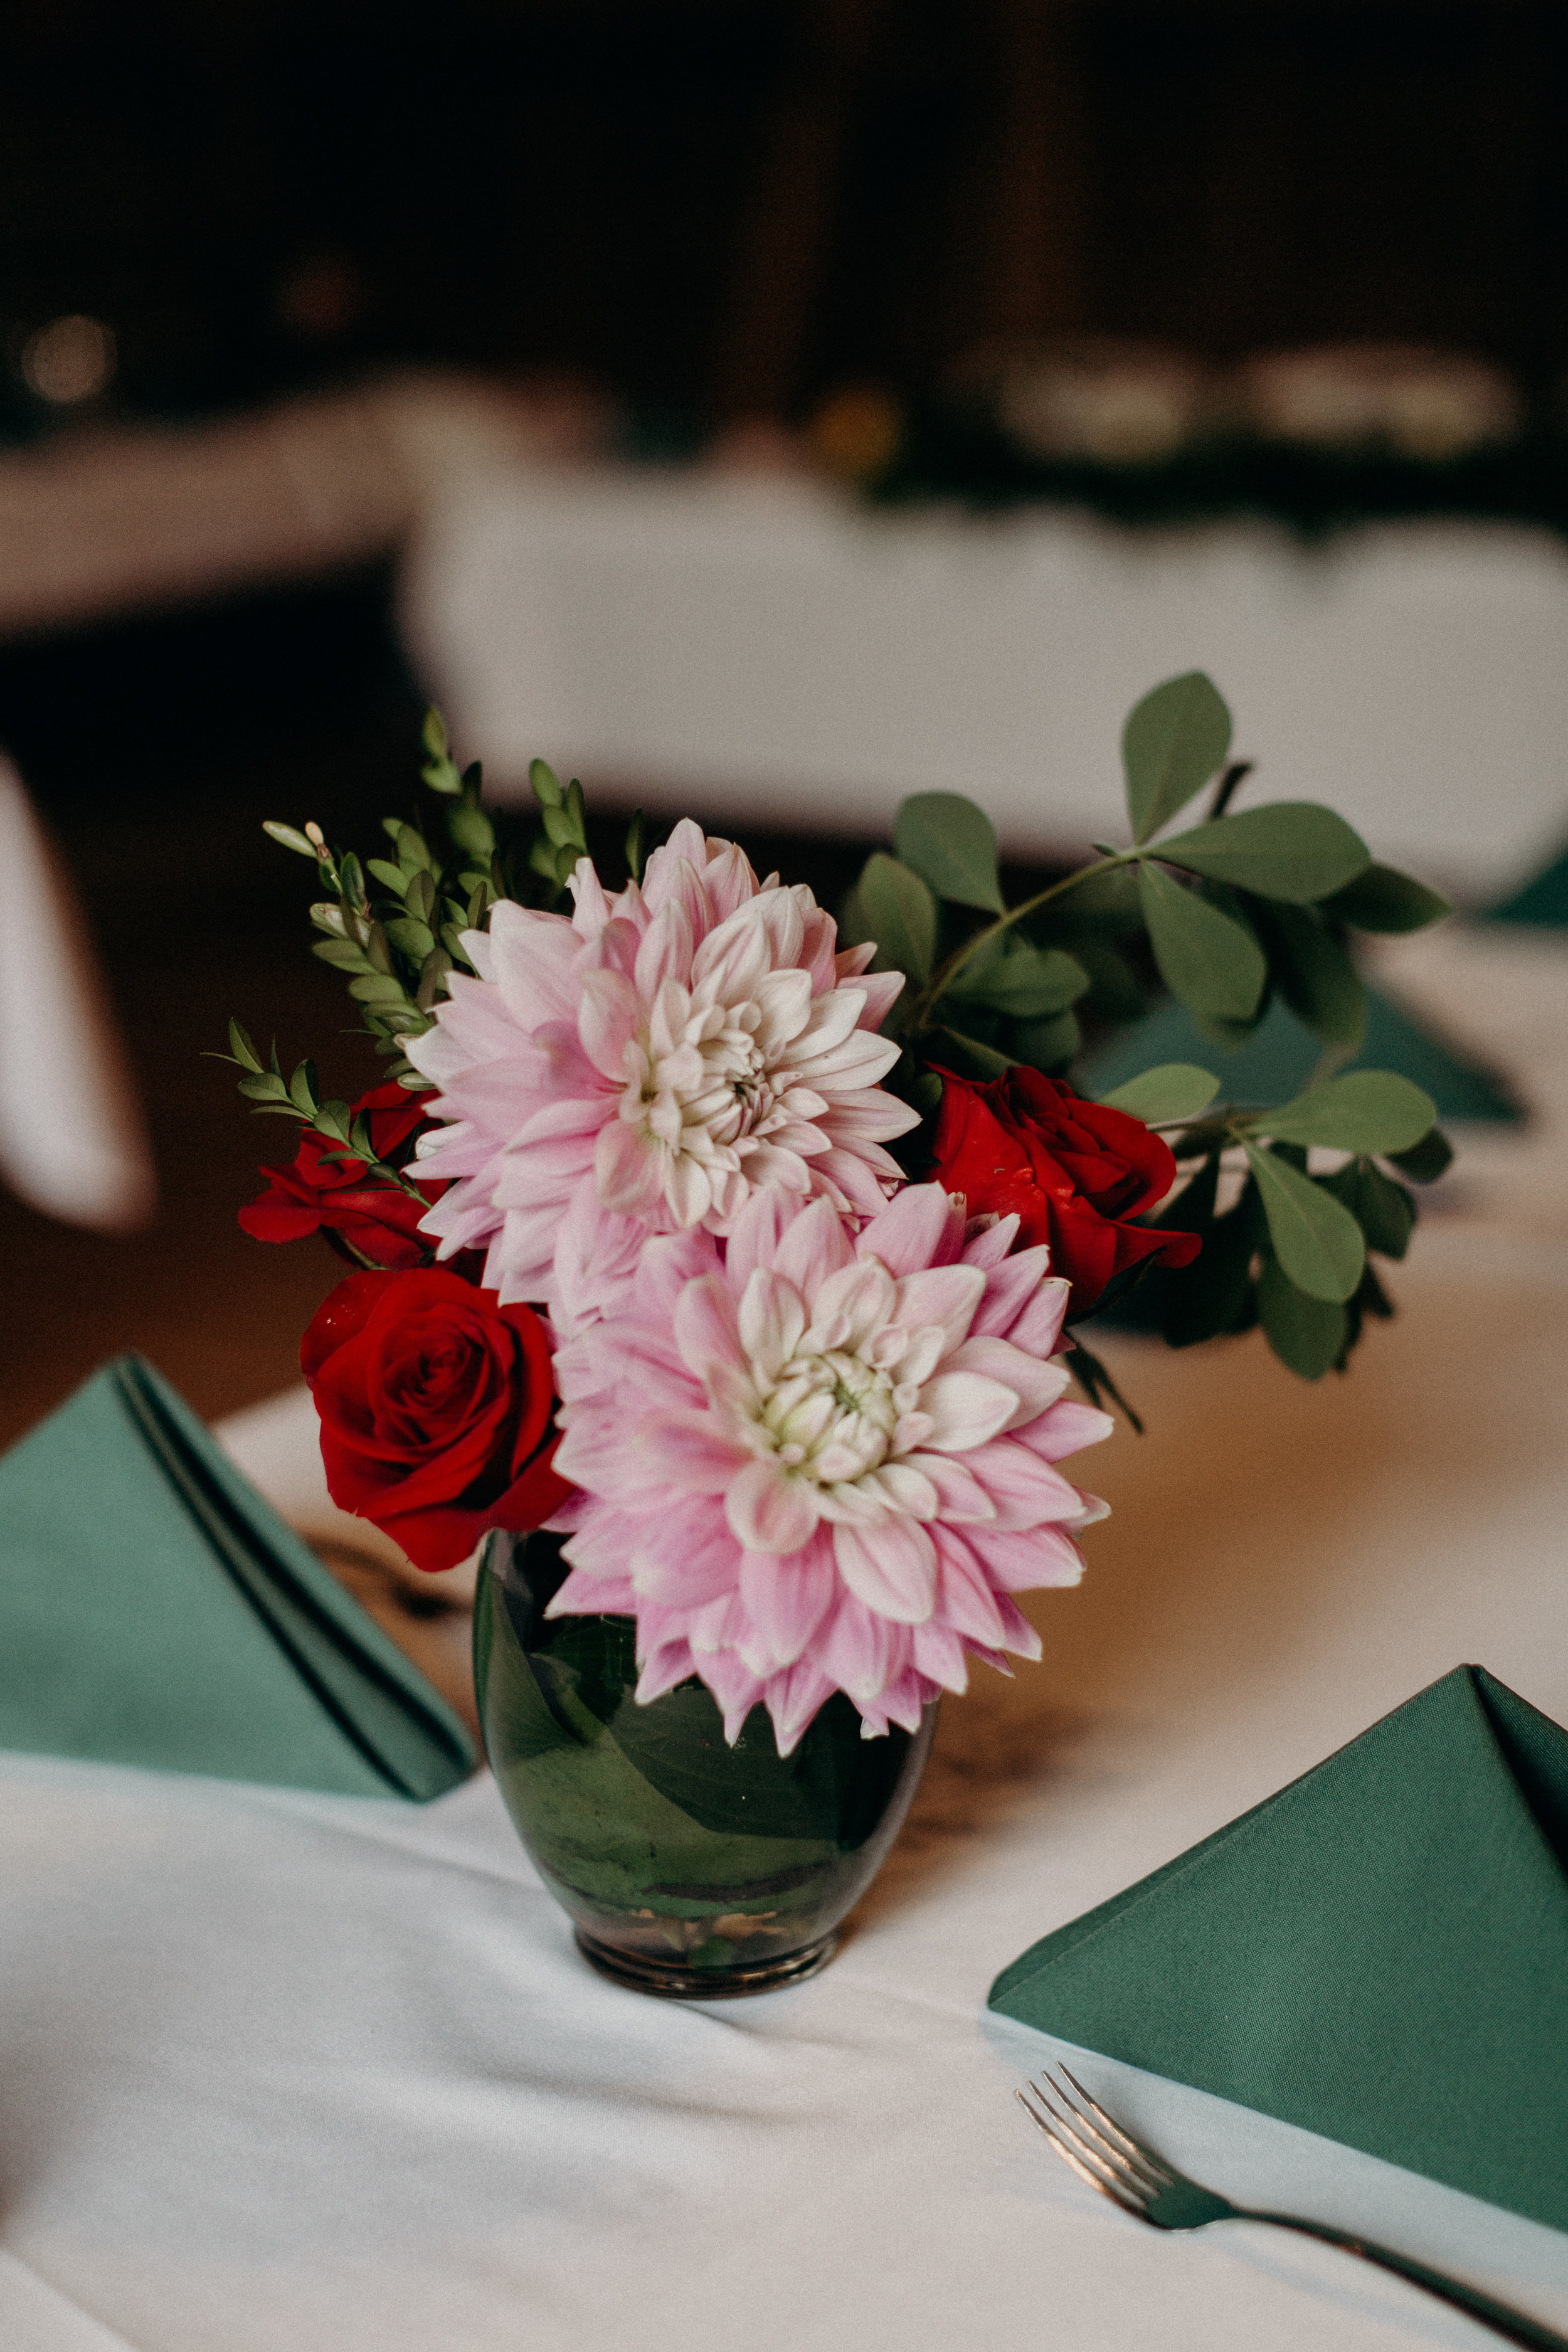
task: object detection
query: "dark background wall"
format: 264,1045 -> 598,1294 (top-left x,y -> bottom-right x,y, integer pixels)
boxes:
0,1 -> 1564,433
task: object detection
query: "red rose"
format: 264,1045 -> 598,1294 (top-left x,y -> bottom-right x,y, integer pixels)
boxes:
930,1066 -> 1202,1317
301,1269 -> 571,1572
239,1083 -> 444,1269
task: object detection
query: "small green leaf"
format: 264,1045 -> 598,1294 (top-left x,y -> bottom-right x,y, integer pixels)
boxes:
1138,861 -> 1266,1024
262,820 -> 317,858
421,707 -> 448,760
366,858 -> 408,896
226,1019 -> 263,1074
386,917 -> 436,961
1258,1256 -> 1348,1380
625,808 -> 646,884
1244,1142 -> 1366,1302
893,793 -> 1004,913
529,834 -> 561,883
338,852 -> 368,913
312,939 -> 371,972
415,946 -> 453,1012
1387,1126 -> 1454,1182
309,901 -> 347,938
349,974 -> 412,1006
1257,903 -> 1365,1050
553,840 -> 580,885
405,869 -> 437,923
856,853 -> 937,985
236,1072 -> 290,1104
932,1026 -> 1014,1078
396,824 -> 433,874
312,1100 -> 352,1145
1322,1158 -> 1416,1260
1322,863 -> 1451,934
530,757 -> 564,809
448,804 -> 495,859
1156,803 -> 1370,904
1254,1070 -> 1436,1154
1099,1063 -> 1219,1124
566,778 -> 586,835
541,805 -> 579,849
287,1059 -> 319,1117
1122,672 -> 1232,844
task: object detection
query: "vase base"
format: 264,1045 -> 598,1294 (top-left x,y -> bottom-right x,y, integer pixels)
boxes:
573,1926 -> 839,1999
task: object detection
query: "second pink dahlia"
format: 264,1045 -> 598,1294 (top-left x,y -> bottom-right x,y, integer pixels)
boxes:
546,1182 -> 1113,1753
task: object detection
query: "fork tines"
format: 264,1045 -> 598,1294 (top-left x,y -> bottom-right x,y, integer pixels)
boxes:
1016,2065 -> 1174,2218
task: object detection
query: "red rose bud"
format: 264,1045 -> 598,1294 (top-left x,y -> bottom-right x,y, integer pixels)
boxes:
930,1067 -> 1202,1318
239,1082 -> 443,1269
301,1268 -> 571,1573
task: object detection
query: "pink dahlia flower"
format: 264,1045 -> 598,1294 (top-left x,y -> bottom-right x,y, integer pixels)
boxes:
546,1182 -> 1113,1753
404,821 -> 919,1328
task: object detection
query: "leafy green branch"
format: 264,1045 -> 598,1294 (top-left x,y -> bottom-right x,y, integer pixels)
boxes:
213,1021 -> 431,1200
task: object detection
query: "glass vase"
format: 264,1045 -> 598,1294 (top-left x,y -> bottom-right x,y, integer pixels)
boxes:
474,1527 -> 936,1998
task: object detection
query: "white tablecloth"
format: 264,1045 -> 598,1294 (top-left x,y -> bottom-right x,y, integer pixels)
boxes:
6,1225 -> 1568,2352
402,467 -> 1568,896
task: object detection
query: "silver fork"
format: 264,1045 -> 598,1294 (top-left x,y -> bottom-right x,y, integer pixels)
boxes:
1018,2065 -> 1568,2351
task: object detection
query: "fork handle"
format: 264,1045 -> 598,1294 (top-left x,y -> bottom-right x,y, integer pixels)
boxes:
1243,2209 -> 1568,2350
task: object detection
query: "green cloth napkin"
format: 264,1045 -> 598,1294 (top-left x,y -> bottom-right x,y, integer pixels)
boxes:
0,1356 -> 475,1800
989,1665 -> 1568,2233
1486,844 -> 1568,928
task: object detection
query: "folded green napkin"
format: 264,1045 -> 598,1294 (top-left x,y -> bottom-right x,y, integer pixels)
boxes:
990,1666 -> 1568,2233
0,1356 -> 475,1799
1486,843 -> 1568,928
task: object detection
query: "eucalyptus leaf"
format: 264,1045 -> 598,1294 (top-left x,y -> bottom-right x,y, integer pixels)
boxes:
1099,1062 -> 1219,1124
1258,1256 -> 1348,1380
262,820 -> 316,858
1244,1142 -> 1366,1302
1156,803 -> 1371,903
1255,1069 -> 1436,1153
1122,672 -> 1232,845
951,940 -> 1088,1017
1008,1009 -> 1080,1071
893,792 -> 1004,913
1257,902 -> 1365,1049
856,853 -> 937,984
1322,863 -> 1451,934
1387,1127 -> 1454,1182
1138,861 -> 1266,1024
1323,1157 -> 1416,1260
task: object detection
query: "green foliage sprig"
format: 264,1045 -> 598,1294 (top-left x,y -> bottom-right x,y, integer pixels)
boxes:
843,670 -> 1454,1381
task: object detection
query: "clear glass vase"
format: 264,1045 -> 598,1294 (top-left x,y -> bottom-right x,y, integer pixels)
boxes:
475,1528 -> 936,1997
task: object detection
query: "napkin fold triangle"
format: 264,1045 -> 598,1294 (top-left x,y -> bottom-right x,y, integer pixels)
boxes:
989,1665 -> 1568,2233
0,1356 -> 475,1799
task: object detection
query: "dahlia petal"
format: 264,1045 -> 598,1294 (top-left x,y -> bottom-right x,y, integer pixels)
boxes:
726,1459 -> 819,1555
595,1118 -> 666,1216
859,1182 -> 966,1275
963,1523 -> 1086,1591
898,1451 -> 997,1522
887,1264 -> 987,1355
1012,1399 -> 1116,1460
639,1409 -> 752,1492
961,1434 -> 1093,1526
916,1370 -> 1020,1454
737,1268 -> 808,1382
1004,1278 -> 1075,1357
909,1622 -> 970,1694
960,1213 -> 1022,1269
969,1245 -> 1053,1337
940,1335 -> 1071,1428
673,1271 -> 744,1384
773,1194 -> 856,1295
635,1640 -> 699,1706
578,968 -> 640,1081
738,1532 -> 837,1668
818,1594 -> 899,1704
833,1519 -> 938,1624
486,902 -> 583,1025
852,970 -> 905,1032
763,1658 -> 837,1757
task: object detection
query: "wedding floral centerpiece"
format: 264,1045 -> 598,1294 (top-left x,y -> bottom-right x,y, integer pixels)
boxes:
228,672 -> 1450,1990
